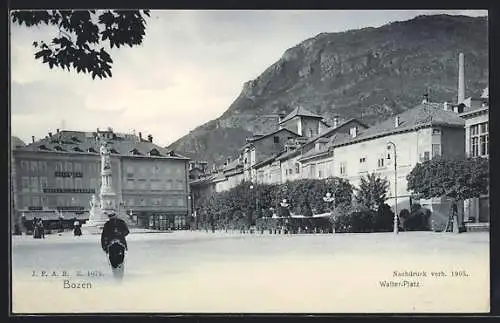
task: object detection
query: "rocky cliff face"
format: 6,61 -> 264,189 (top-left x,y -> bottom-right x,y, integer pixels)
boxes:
168,14 -> 488,166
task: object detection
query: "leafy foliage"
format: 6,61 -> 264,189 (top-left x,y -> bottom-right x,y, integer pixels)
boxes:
406,157 -> 489,200
355,173 -> 390,211
195,178 -> 353,228
402,204 -> 431,231
11,10 -> 151,79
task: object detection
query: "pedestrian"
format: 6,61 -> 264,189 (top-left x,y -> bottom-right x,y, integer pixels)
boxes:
39,219 -> 45,239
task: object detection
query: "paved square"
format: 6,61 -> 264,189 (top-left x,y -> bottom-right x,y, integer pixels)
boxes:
11,231 -> 489,313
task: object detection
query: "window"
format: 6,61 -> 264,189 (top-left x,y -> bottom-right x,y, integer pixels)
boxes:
127,198 -> 135,206
65,178 -> 73,189
310,164 -> 317,178
318,170 -> 322,178
177,198 -> 185,206
56,196 -> 64,206
64,162 -> 72,172
340,163 -> 346,175
432,144 -> 441,158
273,136 -> 280,143
20,160 -> 28,170
30,161 -> 38,172
21,177 -> 30,192
30,177 -> 39,192
41,196 -> 48,207
377,158 -> 384,168
288,168 -> 293,175
166,198 -> 173,206
39,177 -> 48,191
31,196 -> 40,207
152,197 -> 161,206
480,134 -> 489,156
56,162 -> 63,172
75,178 -> 83,189
166,180 -> 173,190
71,196 -> 80,206
137,180 -> 146,190
127,179 -> 134,189
38,161 -> 47,172
56,178 -> 64,188
432,128 -> 441,135
359,157 -> 366,163
471,122 -> 488,157
423,151 -> 430,162
295,163 -> 300,174
74,163 -> 82,172
471,137 -> 479,157
308,129 -> 314,137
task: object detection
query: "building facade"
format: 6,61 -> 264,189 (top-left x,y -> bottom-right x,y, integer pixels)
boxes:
459,92 -> 489,224
12,128 -> 191,231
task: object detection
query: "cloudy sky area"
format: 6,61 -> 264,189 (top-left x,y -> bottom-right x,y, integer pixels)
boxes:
10,9 -> 487,147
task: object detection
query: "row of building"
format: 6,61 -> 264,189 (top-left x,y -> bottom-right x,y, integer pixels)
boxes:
11,128 -> 191,231
191,55 -> 489,225
10,54 -> 489,232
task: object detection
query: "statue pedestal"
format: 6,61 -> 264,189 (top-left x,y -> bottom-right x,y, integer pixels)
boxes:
83,206 -> 108,235
82,221 -> 106,235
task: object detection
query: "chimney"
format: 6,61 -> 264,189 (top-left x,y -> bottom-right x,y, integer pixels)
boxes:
350,126 -> 358,138
138,132 -> 142,141
333,116 -> 339,128
458,52 -> 465,104
48,132 -> 52,138
394,116 -> 400,128
56,129 -> 60,133
31,136 -> 35,143
147,134 -> 153,143
227,157 -> 231,165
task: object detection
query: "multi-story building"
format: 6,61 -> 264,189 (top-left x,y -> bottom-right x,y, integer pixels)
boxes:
212,106 -> 332,191
312,101 -> 466,212
11,128 -> 191,231
459,88 -> 489,224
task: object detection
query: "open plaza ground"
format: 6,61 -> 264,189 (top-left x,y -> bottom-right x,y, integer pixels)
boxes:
11,230 -> 489,313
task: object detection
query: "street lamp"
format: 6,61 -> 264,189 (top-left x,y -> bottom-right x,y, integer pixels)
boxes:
387,141 -> 399,235
323,192 -> 336,233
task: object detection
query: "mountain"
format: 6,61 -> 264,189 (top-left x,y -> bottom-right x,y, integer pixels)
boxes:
167,14 -> 488,167
11,136 -> 26,149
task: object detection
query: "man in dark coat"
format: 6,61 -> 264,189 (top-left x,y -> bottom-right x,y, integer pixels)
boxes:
100,212 -> 129,252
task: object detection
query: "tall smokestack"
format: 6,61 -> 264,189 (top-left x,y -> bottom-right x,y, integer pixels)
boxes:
458,52 -> 465,104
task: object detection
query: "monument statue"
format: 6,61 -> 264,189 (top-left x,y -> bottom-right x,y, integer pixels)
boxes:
83,142 -> 118,234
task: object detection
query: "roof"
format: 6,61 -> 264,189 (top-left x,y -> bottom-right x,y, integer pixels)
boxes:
276,147 -> 302,161
190,174 -> 217,186
242,128 -> 300,148
14,130 -> 189,160
305,118 -> 369,145
222,158 -> 242,171
279,106 -> 323,124
299,133 -> 351,162
253,150 -> 286,169
331,103 -> 465,148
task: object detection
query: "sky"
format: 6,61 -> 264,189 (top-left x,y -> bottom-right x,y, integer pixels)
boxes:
10,9 -> 487,147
